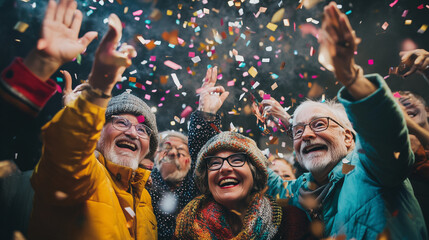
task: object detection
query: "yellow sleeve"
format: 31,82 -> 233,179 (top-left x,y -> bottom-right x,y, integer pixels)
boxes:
31,95 -> 106,205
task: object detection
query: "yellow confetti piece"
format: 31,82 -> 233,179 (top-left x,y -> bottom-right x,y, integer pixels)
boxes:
271,82 -> 278,90
14,21 -> 29,33
271,8 -> 285,23
266,22 -> 278,31
405,19 -> 412,25
394,152 -> 400,159
248,66 -> 258,77
167,10 -> 173,15
417,24 -> 428,34
269,36 -> 276,42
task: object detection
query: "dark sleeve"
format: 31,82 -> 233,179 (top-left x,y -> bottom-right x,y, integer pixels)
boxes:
188,111 -> 222,170
0,58 -> 57,169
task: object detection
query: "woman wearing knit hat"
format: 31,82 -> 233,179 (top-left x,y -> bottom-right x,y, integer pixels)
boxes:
174,67 -> 313,240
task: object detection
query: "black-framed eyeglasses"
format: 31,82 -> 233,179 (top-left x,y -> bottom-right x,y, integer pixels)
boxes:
205,152 -> 247,171
288,117 -> 345,140
110,115 -> 152,139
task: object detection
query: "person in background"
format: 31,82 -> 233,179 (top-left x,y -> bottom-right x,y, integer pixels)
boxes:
28,2 -> 159,238
0,0 -> 97,238
269,157 -> 296,181
149,130 -> 198,240
267,2 -> 427,239
175,66 -> 314,240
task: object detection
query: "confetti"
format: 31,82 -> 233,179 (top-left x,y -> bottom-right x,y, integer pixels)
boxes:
417,24 -> 428,34
248,66 -> 258,77
271,82 -> 278,90
14,21 -> 29,33
171,73 -> 182,89
382,22 -> 389,30
389,0 -> 398,7
164,60 -> 182,70
266,22 -> 278,31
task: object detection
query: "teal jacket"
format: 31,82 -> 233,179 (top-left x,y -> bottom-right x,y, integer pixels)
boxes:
267,74 -> 427,239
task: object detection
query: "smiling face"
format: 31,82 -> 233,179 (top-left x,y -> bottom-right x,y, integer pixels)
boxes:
270,159 -> 296,181
155,136 -> 191,183
97,114 -> 150,170
399,92 -> 429,129
207,150 -> 254,211
293,105 -> 351,175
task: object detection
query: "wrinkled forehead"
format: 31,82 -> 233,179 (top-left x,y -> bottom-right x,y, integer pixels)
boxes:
163,136 -> 188,149
293,104 -> 336,125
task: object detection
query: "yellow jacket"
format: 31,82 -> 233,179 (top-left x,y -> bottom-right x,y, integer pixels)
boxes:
29,95 -> 157,240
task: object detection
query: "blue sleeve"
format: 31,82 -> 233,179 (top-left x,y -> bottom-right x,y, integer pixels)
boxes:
337,74 -> 414,187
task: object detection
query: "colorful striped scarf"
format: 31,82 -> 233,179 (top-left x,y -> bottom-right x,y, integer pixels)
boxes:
175,192 -> 282,239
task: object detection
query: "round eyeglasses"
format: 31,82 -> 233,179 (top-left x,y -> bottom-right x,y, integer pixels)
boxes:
289,117 -> 344,140
110,115 -> 152,139
205,152 -> 247,171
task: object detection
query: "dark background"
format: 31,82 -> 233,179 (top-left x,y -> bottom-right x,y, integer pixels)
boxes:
1,0 -> 428,169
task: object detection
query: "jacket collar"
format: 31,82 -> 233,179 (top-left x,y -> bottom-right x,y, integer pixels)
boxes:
95,151 -> 151,198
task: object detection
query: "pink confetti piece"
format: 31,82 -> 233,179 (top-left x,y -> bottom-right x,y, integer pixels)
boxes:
299,73 -> 304,79
311,75 -> 318,79
133,10 -> 143,16
389,0 -> 398,7
188,52 -> 195,57
158,103 -> 163,107
116,84 -> 122,90
178,37 -> 184,44
150,56 -> 156,61
298,94 -> 304,98
382,22 -> 389,30
164,60 -> 182,70
160,97 -> 165,101
137,115 -> 145,123
165,90 -> 171,94
263,94 -> 271,100
56,84 -> 62,93
402,10 -> 408,17
417,4 -> 424,9
180,106 -> 193,118
227,80 -> 235,86
368,59 -> 374,65
144,94 -> 151,100
393,92 -> 401,98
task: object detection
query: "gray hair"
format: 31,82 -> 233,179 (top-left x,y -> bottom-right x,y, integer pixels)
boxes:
158,131 -> 188,147
293,99 -> 356,138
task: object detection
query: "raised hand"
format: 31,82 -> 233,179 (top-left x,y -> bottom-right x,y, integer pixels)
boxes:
261,97 -> 291,128
399,49 -> 429,77
24,0 -> 97,81
61,70 -> 91,106
197,66 -> 230,114
319,2 -> 361,86
88,14 -> 137,95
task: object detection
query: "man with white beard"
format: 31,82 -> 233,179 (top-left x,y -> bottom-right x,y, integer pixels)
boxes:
266,2 -> 426,239
29,6 -> 159,239
148,131 -> 198,240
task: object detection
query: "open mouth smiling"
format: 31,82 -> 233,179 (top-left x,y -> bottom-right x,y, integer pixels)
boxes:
116,140 -> 137,151
303,144 -> 328,154
218,177 -> 239,188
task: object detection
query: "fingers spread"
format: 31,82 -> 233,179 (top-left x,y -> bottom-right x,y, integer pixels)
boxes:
44,0 -> 57,22
70,10 -> 83,37
63,0 -> 77,27
78,31 -> 98,49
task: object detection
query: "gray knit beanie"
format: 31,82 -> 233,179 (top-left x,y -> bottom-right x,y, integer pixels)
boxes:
105,92 -> 158,159
195,131 -> 268,194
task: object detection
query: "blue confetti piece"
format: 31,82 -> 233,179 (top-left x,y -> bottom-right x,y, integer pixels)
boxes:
207,64 -> 212,69
239,62 -> 246,68
271,73 -> 279,79
176,20 -> 180,25
86,9 -> 93,16
145,20 -> 151,24
240,33 -> 246,40
56,77 -> 63,83
294,50 -> 298,55
168,43 -> 176,48
246,40 -> 251,46
129,82 -> 137,88
345,10 -> 352,15
195,26 -> 201,32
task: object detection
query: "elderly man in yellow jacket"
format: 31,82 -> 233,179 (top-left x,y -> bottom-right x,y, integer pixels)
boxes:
28,1 -> 158,239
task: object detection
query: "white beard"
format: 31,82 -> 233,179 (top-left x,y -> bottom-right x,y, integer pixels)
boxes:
97,137 -> 140,170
